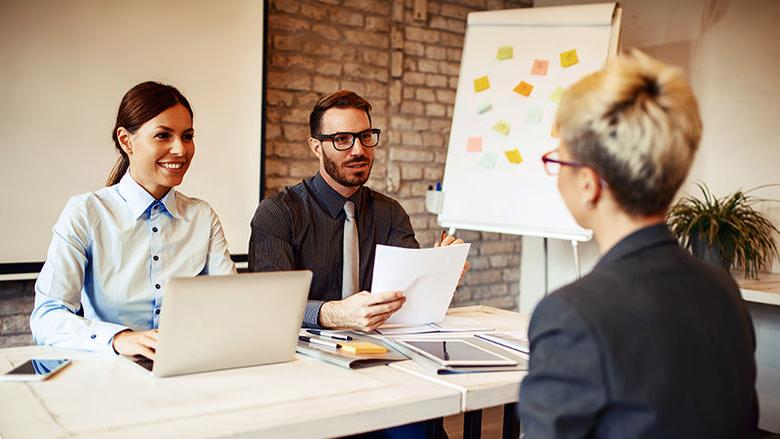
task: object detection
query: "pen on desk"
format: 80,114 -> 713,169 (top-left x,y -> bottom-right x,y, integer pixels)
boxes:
306,329 -> 353,341
299,335 -> 341,349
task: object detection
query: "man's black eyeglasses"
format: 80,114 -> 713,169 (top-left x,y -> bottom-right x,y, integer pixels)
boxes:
315,128 -> 381,151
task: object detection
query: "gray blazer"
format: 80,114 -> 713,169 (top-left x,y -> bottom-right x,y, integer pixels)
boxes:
517,224 -> 757,438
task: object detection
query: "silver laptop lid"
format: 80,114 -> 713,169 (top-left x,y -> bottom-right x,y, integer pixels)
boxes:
153,271 -> 312,377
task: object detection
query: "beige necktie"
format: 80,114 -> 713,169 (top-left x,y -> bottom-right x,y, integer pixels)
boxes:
342,201 -> 359,299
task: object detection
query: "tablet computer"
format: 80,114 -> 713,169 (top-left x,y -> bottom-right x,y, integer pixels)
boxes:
401,339 -> 517,367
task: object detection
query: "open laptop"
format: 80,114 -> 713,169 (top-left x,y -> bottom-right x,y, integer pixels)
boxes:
127,270 -> 312,377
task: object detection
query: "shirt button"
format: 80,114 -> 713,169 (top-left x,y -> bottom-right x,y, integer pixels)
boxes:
90,334 -> 97,339
153,255 -> 159,261
155,284 -> 161,289
152,227 -> 158,233
155,309 -> 161,315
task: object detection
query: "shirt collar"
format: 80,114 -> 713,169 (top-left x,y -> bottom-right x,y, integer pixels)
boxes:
308,172 -> 364,219
116,172 -> 181,220
595,223 -> 677,269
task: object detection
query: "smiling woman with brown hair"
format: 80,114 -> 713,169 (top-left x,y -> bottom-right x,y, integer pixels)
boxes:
517,50 -> 757,438
30,82 -> 236,361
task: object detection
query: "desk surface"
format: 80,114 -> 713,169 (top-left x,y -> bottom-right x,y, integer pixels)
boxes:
0,346 -> 461,439
389,306 -> 529,412
736,272 -> 780,306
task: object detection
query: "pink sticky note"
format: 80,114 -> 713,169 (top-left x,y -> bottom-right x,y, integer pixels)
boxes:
467,137 -> 482,152
531,59 -> 549,76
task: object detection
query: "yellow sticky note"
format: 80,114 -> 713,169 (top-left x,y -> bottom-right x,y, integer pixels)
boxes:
550,86 -> 566,104
504,149 -> 524,164
513,80 -> 534,97
340,341 -> 388,354
493,121 -> 511,136
467,137 -> 482,152
497,46 -> 514,60
473,75 -> 490,93
560,49 -> 579,68
531,59 -> 549,75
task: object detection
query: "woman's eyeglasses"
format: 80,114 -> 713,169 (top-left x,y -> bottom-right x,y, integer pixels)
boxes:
541,149 -> 609,187
541,149 -> 587,176
315,128 -> 381,152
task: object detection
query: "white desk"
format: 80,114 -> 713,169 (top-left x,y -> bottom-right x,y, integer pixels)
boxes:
389,306 -> 529,439
0,346 -> 462,439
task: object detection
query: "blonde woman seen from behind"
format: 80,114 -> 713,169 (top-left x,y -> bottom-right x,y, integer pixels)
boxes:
516,50 -> 757,438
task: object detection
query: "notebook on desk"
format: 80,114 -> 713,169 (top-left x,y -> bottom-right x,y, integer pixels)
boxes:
125,270 -> 312,377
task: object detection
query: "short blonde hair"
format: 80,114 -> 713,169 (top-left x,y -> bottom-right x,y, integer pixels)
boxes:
556,49 -> 702,215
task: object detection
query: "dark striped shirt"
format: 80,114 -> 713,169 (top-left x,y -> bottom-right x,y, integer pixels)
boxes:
248,172 -> 419,326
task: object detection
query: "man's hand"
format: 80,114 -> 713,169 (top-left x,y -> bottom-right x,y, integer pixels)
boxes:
112,329 -> 159,360
436,234 -> 471,284
319,291 -> 405,332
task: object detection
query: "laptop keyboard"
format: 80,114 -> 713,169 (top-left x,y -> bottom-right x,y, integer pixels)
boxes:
130,355 -> 154,371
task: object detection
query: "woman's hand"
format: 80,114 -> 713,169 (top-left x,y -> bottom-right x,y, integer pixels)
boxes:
112,329 -> 159,360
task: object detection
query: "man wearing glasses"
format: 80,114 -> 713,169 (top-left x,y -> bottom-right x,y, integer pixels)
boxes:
249,90 -> 464,335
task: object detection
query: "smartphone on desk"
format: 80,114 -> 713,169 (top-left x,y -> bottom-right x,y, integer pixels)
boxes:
0,358 -> 71,382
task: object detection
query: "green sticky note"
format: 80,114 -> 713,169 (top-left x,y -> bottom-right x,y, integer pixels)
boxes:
525,107 -> 543,124
497,46 -> 514,61
493,121 -> 511,136
474,75 -> 491,93
550,86 -> 566,104
477,103 -> 493,114
479,153 -> 499,170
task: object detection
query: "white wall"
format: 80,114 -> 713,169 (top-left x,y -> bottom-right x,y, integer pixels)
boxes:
521,0 -> 780,316
0,0 -> 263,264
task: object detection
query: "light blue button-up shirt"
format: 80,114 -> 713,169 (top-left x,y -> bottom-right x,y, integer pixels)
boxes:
30,172 -> 237,354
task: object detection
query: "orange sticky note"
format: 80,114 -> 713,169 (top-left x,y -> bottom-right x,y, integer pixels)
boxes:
531,59 -> 549,75
467,137 -> 482,152
550,86 -> 566,104
504,148 -> 524,164
340,341 -> 388,354
473,75 -> 490,92
560,49 -> 579,68
513,80 -> 534,97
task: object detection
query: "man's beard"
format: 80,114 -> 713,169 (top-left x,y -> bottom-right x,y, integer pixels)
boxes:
322,150 -> 373,187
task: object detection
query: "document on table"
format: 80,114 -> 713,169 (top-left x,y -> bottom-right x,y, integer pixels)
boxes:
371,244 -> 470,326
376,315 -> 495,335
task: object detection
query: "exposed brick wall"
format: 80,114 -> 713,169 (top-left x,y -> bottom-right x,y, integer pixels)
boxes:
265,0 -> 530,309
0,280 -> 35,348
0,0 -> 532,348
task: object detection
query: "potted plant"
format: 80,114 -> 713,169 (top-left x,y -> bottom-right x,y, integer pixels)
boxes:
667,183 -> 779,278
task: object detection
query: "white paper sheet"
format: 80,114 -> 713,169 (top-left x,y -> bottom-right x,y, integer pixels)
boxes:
371,244 -> 471,325
376,315 -> 496,335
